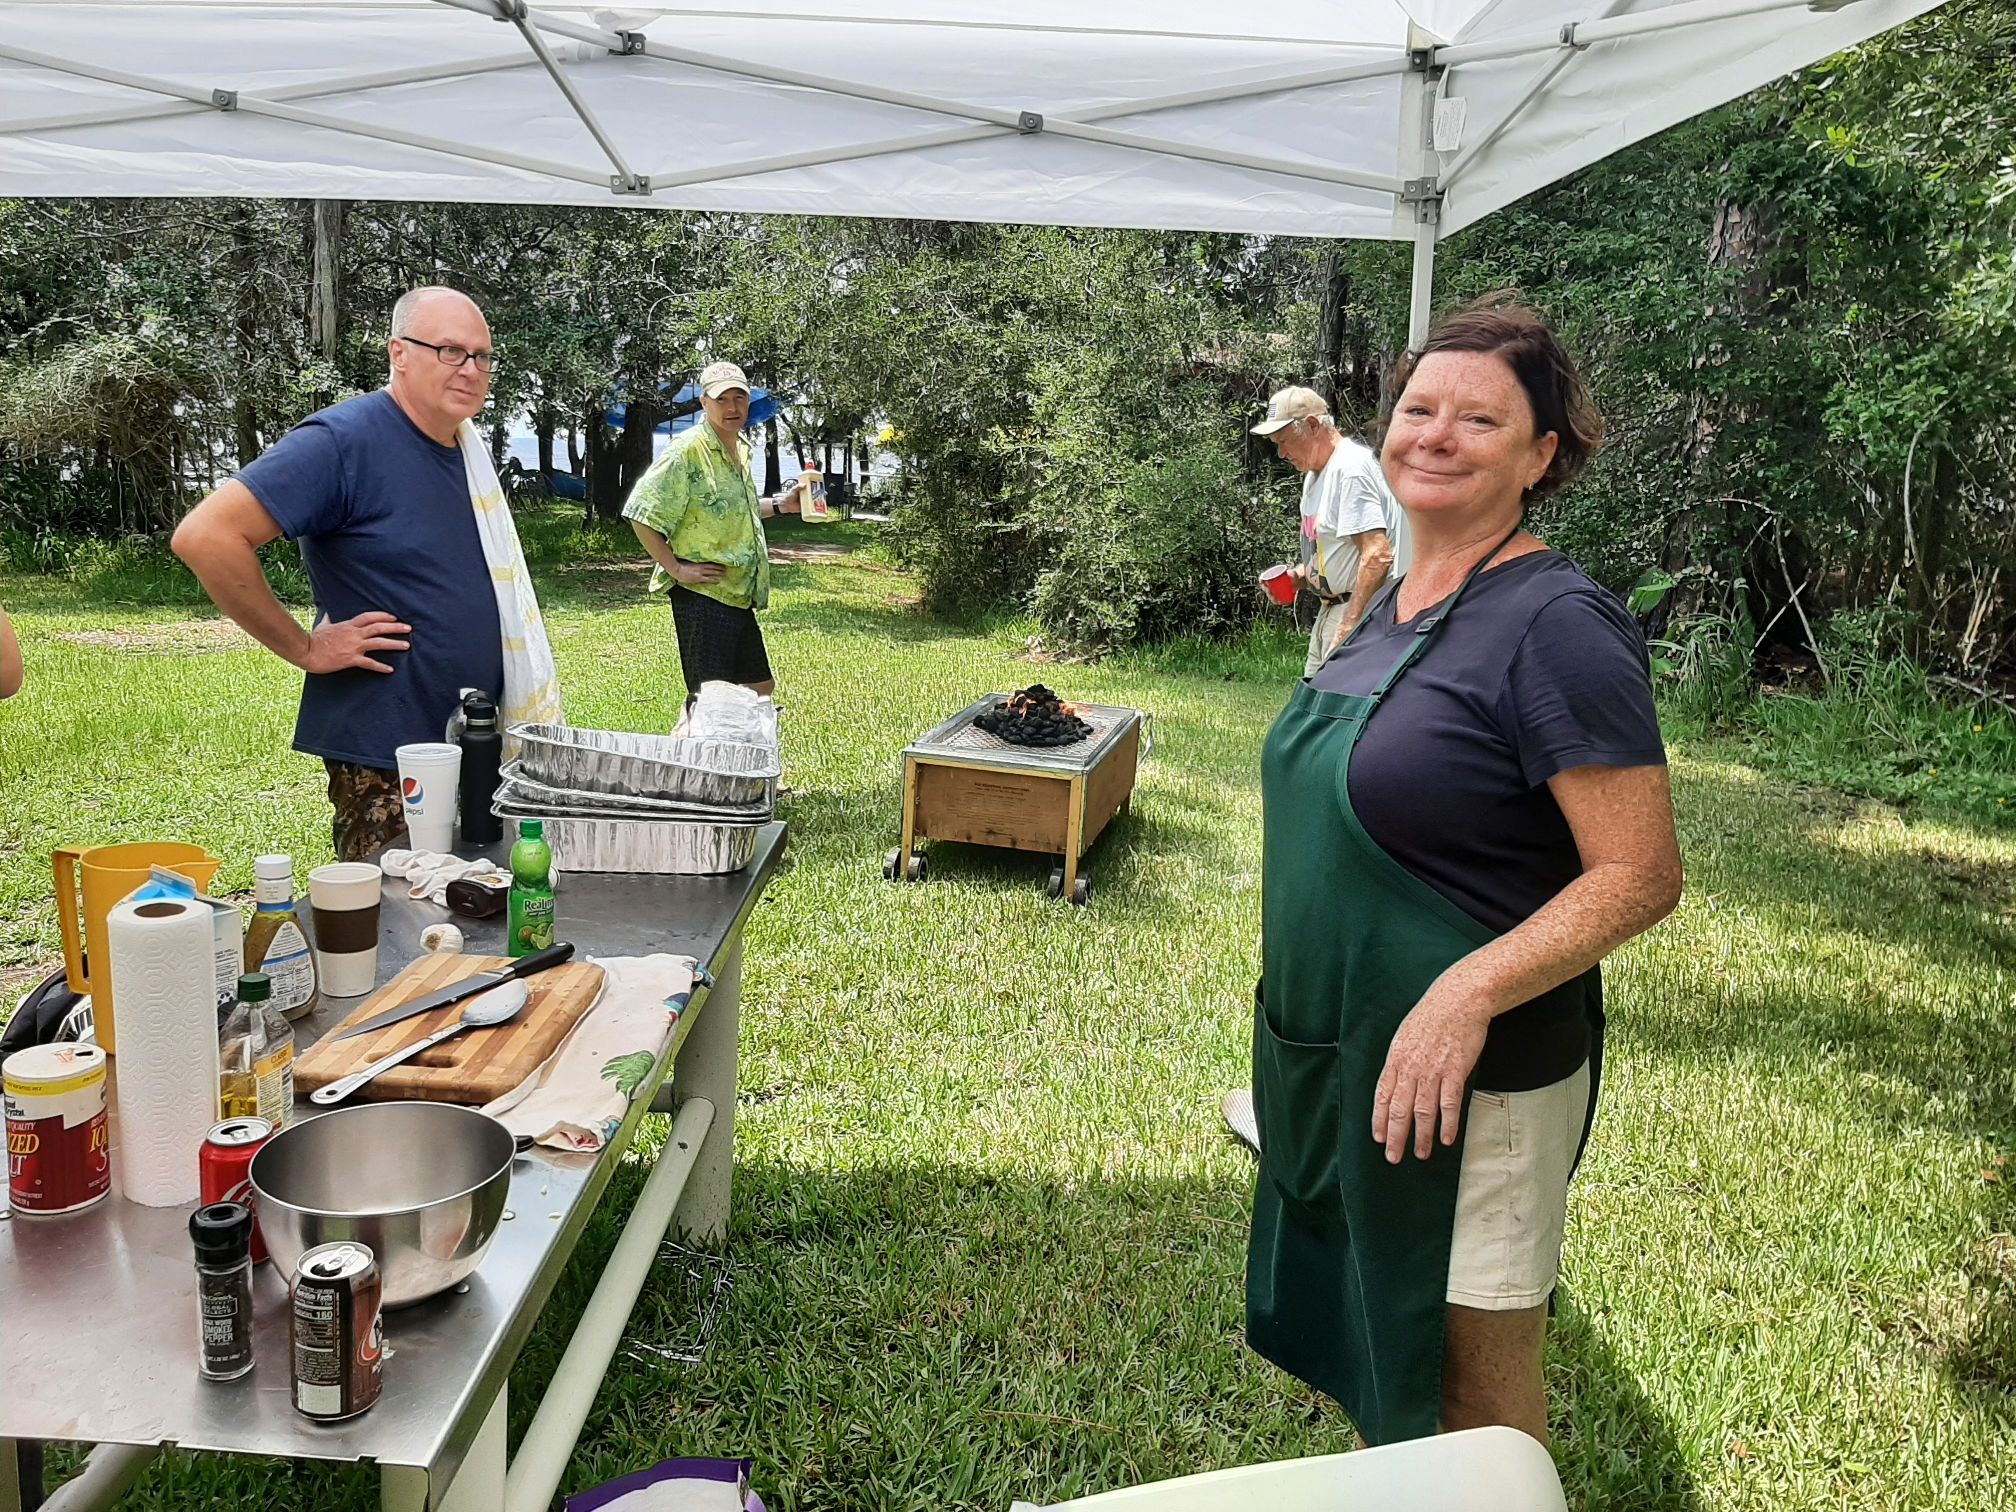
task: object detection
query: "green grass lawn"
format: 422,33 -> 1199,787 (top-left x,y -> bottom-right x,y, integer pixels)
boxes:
1,522 -> 2011,1510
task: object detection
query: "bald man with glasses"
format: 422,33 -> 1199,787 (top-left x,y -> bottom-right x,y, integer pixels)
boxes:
174,286 -> 508,859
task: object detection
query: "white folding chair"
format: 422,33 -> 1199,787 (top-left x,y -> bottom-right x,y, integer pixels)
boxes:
1014,1426 -> 1567,1511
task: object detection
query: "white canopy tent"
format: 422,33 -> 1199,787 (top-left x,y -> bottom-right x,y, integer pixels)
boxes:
0,0 -> 1948,342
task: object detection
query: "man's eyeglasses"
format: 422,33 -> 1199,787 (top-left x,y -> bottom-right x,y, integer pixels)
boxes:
398,337 -> 499,374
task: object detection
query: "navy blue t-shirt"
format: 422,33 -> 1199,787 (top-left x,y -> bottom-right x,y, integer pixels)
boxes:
237,390 -> 502,771
1309,550 -> 1666,1088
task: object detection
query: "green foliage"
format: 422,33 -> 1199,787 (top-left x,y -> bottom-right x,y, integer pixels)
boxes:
2,9 -> 2012,670
6,554 -> 2015,1510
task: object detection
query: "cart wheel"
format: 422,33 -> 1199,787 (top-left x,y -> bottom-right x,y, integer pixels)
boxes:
883,848 -> 902,882
1045,866 -> 1065,900
1071,875 -> 1093,907
906,852 -> 929,883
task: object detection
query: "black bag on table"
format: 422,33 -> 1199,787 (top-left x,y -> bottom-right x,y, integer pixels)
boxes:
1,968 -> 91,1059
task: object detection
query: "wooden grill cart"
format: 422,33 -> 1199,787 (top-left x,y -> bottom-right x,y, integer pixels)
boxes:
886,695 -> 1146,905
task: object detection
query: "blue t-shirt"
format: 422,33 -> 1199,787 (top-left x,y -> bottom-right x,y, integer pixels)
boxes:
237,390 -> 502,770
1309,550 -> 1666,1088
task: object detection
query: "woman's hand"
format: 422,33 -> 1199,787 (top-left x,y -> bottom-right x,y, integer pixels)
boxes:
1371,974 -> 1493,1163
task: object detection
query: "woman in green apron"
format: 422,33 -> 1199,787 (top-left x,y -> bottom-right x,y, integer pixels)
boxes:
1247,300 -> 1683,1447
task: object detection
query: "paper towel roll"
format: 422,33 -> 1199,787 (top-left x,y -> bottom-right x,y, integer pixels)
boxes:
108,897 -> 221,1206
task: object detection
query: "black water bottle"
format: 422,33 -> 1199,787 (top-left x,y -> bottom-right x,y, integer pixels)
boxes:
457,690 -> 503,846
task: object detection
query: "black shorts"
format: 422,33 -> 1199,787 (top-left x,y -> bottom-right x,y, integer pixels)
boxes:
667,583 -> 773,697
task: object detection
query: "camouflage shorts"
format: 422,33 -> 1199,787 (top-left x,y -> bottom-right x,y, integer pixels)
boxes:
324,760 -> 408,861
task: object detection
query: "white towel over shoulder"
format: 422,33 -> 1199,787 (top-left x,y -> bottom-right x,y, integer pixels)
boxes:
457,421 -> 564,756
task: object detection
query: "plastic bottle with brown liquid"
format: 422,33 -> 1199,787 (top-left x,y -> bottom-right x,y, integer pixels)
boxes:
243,854 -> 319,1021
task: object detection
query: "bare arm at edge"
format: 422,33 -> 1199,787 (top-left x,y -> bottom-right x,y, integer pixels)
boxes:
171,480 -> 411,675
629,519 -> 724,586
0,605 -> 21,699
1327,528 -> 1396,647
1372,761 -> 1683,1162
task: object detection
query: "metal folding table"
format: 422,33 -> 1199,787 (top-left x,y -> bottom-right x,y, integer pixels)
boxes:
1,823 -> 786,1512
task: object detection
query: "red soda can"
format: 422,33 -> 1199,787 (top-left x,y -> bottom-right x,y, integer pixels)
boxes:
291,1241 -> 384,1420
199,1117 -> 273,1264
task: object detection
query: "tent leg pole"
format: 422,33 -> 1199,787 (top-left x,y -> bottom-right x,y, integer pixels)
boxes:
1408,226 -> 1437,349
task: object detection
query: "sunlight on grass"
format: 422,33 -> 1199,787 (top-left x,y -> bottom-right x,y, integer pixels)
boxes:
1,536 -> 2010,1510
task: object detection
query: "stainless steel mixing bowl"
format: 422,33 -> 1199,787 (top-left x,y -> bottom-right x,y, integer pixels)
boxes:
249,1101 -> 515,1307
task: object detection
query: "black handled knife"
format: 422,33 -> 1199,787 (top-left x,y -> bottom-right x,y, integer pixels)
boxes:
332,943 -> 575,1040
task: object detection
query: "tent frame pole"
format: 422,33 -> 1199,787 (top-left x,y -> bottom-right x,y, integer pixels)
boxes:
0,54 -> 539,140
492,0 -> 648,191
1408,229 -> 1438,351
1398,27 -> 1444,349
1436,0 -> 1836,67
1439,0 -> 1637,190
0,39 -> 614,188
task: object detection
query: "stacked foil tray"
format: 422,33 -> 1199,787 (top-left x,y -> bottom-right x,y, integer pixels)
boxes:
499,724 -> 777,874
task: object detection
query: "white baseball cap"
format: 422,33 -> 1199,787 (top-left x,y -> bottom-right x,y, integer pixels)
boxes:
699,360 -> 751,398
1250,385 -> 1330,436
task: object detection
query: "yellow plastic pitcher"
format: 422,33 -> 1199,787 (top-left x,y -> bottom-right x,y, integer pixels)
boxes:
53,842 -> 221,1054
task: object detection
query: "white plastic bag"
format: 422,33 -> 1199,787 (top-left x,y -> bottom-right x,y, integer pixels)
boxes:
681,681 -> 779,747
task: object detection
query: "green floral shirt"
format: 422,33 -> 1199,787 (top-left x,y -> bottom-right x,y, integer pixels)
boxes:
621,422 -> 770,610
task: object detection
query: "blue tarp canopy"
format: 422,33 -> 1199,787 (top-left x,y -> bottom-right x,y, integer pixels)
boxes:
607,382 -> 785,436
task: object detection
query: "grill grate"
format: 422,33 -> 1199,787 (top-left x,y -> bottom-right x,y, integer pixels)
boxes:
926,705 -> 1119,760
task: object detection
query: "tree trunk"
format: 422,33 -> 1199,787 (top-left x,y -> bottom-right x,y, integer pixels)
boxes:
489,422 -> 508,470
1646,191 -> 1786,642
231,204 -> 263,465
1313,249 -> 1352,417
309,200 -> 346,366
566,425 -> 582,474
616,397 -> 661,496
1905,450 -> 1947,658
763,424 -> 782,494
583,403 -> 623,522
536,413 -> 556,476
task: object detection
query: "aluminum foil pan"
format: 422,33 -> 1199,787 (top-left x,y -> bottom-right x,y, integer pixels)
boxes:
493,813 -> 762,874
495,763 -> 771,823
510,724 -> 780,808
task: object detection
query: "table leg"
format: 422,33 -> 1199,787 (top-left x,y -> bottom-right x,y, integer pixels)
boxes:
898,757 -> 919,867
2,1439 -> 22,1512
671,941 -> 739,1245
380,1385 -> 506,1512
1061,775 -> 1086,899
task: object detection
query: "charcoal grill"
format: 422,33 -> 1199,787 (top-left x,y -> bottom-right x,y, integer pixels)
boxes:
886,695 -> 1146,905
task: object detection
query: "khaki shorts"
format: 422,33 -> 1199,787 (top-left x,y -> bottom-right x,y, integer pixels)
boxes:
1445,1060 -> 1592,1310
1304,598 -> 1350,677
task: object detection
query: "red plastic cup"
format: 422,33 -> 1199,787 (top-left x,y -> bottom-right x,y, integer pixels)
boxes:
1259,565 -> 1297,607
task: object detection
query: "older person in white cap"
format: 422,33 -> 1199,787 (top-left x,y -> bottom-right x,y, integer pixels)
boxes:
1224,383 -> 1408,1156
624,360 -> 798,705
1253,385 -> 1404,678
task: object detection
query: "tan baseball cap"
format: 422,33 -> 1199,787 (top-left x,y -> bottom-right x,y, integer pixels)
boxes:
699,360 -> 750,398
1250,385 -> 1329,436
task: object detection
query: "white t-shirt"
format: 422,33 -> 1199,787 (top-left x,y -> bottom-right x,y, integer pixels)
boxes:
1300,434 -> 1406,596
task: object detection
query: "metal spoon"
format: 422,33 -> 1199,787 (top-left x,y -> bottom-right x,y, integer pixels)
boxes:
310,979 -> 530,1106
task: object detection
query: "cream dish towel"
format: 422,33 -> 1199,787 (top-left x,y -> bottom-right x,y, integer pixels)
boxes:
482,954 -> 699,1152
456,420 -> 564,757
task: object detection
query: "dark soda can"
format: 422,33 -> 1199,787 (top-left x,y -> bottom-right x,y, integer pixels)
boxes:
199,1117 -> 273,1265
290,1241 -> 384,1420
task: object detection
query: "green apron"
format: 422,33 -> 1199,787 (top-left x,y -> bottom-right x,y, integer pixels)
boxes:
1246,541 -> 1603,1445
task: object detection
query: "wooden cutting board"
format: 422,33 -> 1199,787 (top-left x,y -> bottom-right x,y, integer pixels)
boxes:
293,953 -> 606,1106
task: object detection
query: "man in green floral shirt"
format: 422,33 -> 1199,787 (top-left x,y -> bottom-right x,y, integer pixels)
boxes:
624,360 -> 798,703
